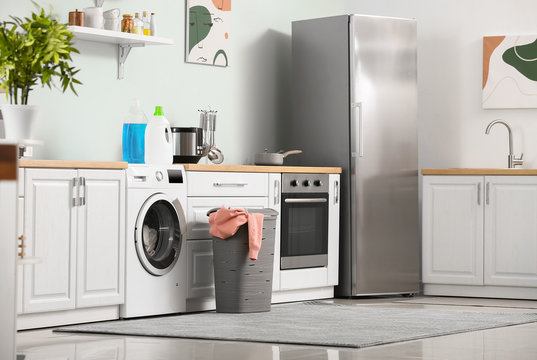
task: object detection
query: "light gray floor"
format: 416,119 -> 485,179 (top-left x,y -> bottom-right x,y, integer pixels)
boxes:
16,296 -> 537,360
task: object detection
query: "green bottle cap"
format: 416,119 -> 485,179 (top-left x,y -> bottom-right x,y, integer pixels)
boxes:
154,106 -> 163,116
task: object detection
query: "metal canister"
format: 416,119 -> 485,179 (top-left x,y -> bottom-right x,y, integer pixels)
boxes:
68,9 -> 85,26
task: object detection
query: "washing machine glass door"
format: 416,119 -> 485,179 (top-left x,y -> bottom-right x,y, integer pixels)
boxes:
135,193 -> 185,276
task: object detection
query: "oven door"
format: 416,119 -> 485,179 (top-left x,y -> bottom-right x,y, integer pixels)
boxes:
280,192 -> 329,270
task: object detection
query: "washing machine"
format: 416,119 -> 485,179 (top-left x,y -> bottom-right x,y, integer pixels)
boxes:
120,164 -> 188,318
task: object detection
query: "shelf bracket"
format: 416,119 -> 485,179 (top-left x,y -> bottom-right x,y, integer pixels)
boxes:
118,43 -> 144,80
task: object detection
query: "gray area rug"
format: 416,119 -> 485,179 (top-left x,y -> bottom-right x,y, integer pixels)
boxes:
55,301 -> 537,348
394,296 -> 537,309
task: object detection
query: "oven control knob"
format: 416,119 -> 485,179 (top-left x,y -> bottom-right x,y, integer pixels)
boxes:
302,180 -> 311,187
290,179 -> 299,187
155,171 -> 164,182
314,180 -> 323,187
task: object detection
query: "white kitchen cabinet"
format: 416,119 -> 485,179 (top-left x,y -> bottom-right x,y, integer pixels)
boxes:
422,176 -> 484,285
484,176 -> 537,287
185,171 -> 270,311
23,169 -> 78,313
187,171 -> 268,197
76,169 -> 125,308
186,239 -> 215,299
423,175 -> 537,299
21,168 -> 125,313
185,169 -> 341,310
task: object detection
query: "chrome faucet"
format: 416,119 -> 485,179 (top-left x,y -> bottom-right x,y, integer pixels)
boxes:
485,119 -> 524,168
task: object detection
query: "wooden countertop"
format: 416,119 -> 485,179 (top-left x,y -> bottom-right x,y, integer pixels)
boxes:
19,160 -> 128,169
17,161 -> 340,173
422,168 -> 537,175
0,145 -> 18,180
182,164 -> 342,174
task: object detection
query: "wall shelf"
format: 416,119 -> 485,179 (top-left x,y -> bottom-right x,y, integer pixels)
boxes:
68,26 -> 174,79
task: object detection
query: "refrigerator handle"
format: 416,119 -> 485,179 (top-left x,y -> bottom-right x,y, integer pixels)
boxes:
351,102 -> 364,157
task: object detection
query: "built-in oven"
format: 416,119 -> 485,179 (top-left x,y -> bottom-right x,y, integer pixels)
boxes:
280,173 -> 329,270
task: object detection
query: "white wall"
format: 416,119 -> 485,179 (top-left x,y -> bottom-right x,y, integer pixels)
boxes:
0,1 -> 345,163
346,0 -> 537,169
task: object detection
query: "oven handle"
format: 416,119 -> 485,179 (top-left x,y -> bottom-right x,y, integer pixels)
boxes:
284,198 -> 328,204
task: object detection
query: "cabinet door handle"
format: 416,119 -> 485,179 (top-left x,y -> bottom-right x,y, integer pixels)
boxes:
18,235 -> 26,259
477,183 -> 481,205
274,179 -> 280,205
72,177 -> 79,207
486,182 -> 490,205
212,182 -> 248,187
334,180 -> 339,204
79,177 -> 86,206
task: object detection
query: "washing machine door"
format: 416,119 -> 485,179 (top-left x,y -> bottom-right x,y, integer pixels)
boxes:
135,193 -> 187,276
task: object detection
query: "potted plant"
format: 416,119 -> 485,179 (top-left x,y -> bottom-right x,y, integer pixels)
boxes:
0,4 -> 81,140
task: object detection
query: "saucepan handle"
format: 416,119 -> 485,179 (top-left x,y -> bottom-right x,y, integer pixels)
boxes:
282,150 -> 302,158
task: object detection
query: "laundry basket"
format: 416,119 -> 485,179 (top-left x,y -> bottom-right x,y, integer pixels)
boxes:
207,208 -> 278,313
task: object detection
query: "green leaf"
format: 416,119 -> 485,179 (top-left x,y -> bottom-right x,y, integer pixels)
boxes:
0,4 -> 81,103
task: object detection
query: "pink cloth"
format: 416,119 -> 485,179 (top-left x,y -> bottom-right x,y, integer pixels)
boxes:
208,206 -> 264,260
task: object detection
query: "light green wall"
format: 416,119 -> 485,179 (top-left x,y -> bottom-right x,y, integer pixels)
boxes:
0,1 -> 345,162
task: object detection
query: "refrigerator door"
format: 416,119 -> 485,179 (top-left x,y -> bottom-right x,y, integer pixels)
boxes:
349,15 -> 419,295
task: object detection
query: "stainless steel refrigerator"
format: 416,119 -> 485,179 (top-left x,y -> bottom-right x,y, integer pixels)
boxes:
286,14 -> 419,296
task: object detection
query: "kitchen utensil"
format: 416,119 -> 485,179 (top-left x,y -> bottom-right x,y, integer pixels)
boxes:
205,110 -> 224,164
254,149 -> 302,165
84,7 -> 104,29
171,127 -> 203,163
197,108 -> 224,164
208,145 -> 224,164
199,110 -> 209,157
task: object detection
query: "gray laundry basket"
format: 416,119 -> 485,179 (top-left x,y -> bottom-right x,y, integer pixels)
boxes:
207,208 -> 278,313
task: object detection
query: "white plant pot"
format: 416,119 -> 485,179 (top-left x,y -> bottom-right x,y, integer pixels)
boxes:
0,104 -> 39,141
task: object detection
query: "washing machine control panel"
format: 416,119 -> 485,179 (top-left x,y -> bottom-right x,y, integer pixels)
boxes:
155,171 -> 164,182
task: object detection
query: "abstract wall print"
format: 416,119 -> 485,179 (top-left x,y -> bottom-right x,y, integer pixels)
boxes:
186,0 -> 231,67
483,35 -> 537,108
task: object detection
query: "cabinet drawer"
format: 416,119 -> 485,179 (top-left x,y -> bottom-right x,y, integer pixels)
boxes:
187,172 -> 268,197
187,197 -> 268,239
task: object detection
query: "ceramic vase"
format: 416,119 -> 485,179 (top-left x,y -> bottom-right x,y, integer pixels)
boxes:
0,104 -> 39,141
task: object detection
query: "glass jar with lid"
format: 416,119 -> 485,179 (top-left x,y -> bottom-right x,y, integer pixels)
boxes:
121,14 -> 134,33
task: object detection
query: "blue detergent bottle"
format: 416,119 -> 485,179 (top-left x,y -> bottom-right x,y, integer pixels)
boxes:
122,99 -> 148,163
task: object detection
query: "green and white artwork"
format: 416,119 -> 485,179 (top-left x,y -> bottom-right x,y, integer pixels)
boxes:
186,0 -> 231,67
483,35 -> 537,108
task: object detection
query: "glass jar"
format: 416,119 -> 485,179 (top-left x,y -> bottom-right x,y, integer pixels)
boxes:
121,14 -> 134,33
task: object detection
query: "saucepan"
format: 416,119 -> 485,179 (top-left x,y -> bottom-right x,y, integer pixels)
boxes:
254,149 -> 302,165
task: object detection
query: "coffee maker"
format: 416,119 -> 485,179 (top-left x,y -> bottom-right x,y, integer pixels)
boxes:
171,127 -> 203,163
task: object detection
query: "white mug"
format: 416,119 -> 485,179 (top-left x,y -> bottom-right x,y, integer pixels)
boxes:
84,7 -> 104,29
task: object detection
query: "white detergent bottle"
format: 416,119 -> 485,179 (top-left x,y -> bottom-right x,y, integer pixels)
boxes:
145,105 -> 173,165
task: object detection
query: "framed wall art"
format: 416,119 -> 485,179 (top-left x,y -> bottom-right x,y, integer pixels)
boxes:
185,0 -> 231,67
483,35 -> 537,109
